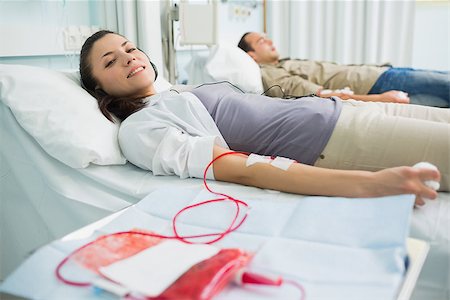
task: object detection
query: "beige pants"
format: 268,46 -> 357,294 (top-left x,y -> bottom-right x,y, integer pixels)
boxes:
314,100 -> 450,191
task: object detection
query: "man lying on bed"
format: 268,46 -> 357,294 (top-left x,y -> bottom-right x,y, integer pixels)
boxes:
238,32 -> 450,108
79,30 -> 449,207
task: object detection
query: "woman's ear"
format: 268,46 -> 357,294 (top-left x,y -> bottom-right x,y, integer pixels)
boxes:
94,87 -> 107,97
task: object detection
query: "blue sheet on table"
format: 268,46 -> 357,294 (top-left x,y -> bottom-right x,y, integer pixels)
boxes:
0,186 -> 415,300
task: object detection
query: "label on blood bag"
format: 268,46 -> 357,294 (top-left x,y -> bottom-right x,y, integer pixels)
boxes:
99,240 -> 219,297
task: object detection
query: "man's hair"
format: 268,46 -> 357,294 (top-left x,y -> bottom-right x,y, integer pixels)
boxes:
237,32 -> 253,53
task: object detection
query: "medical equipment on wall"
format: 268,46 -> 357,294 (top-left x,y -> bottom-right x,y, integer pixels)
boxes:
178,1 -> 218,46
165,0 -> 264,84
165,0 -> 218,84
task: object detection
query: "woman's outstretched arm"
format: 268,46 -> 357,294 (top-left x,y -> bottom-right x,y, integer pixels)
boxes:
212,146 -> 440,206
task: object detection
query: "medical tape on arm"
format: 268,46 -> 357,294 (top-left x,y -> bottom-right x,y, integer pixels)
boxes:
246,153 -> 272,166
246,154 -> 295,171
271,156 -> 295,171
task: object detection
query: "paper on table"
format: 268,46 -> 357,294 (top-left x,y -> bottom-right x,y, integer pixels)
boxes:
99,239 -> 220,297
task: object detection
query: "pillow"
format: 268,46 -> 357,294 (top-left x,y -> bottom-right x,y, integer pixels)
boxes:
0,64 -> 126,168
154,76 -> 173,93
205,43 -> 263,94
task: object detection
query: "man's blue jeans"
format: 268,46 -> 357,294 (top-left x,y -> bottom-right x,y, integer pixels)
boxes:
369,67 -> 450,108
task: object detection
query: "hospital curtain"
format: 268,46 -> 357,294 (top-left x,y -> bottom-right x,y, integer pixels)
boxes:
94,0 -> 164,74
267,1 -> 415,67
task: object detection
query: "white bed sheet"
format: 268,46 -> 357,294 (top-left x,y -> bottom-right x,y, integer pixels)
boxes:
0,102 -> 201,280
408,195 -> 450,299
1,99 -> 449,299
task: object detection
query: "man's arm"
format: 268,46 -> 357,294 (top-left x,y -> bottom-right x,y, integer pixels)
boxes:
262,67 -> 409,104
260,65 -> 322,97
318,90 -> 410,104
211,146 -> 439,206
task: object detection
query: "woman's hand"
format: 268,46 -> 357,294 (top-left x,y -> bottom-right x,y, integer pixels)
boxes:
371,167 -> 440,206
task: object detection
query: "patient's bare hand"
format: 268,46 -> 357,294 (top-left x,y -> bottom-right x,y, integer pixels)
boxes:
371,166 -> 440,206
379,91 -> 410,104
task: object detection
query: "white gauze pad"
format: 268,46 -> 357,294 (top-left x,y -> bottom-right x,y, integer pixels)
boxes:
270,156 -> 295,171
246,153 -> 272,167
246,154 -> 295,171
413,162 -> 440,190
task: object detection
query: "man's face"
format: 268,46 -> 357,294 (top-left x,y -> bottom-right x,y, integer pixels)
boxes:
245,32 -> 280,64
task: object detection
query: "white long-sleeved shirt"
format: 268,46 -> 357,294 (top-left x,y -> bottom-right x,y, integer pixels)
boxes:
118,91 -> 228,179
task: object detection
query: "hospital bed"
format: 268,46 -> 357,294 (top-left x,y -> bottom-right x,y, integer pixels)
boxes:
0,63 -> 449,299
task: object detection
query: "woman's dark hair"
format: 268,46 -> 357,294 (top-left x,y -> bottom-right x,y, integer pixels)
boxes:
237,32 -> 254,53
79,30 -> 148,122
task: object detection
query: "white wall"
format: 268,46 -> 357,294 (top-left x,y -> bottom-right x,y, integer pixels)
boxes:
411,1 -> 449,70
0,0 -> 98,69
0,0 -> 164,72
267,1 -> 449,71
266,1 -> 290,60
3,1 -> 445,74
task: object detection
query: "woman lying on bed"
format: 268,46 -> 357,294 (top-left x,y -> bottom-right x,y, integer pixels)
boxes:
80,30 -> 449,206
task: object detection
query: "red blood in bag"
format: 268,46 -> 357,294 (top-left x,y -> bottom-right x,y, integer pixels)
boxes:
152,249 -> 252,300
72,231 -> 162,273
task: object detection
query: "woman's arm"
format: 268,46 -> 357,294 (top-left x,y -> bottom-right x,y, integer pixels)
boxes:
211,146 -> 439,205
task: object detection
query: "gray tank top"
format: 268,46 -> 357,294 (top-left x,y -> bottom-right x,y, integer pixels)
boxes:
190,82 -> 342,165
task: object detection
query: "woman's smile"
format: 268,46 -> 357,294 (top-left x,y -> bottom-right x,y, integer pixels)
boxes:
127,66 -> 146,78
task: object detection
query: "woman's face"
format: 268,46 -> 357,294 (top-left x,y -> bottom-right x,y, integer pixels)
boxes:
90,33 -> 156,98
